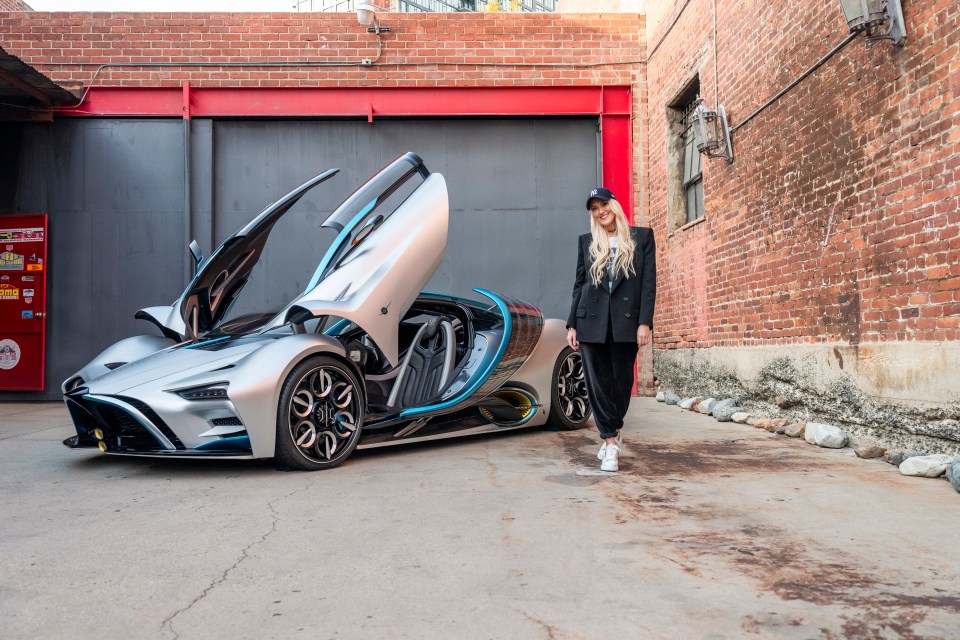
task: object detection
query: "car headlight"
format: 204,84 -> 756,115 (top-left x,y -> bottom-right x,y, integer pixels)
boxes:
174,383 -> 230,401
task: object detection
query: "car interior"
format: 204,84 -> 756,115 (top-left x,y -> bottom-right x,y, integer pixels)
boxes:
335,298 -> 476,413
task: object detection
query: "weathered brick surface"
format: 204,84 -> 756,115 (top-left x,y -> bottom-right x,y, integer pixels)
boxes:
0,12 -> 642,89
644,0 -> 960,349
0,1 -> 32,11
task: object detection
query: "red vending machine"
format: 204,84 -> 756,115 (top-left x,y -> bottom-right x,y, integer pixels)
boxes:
0,214 -> 48,390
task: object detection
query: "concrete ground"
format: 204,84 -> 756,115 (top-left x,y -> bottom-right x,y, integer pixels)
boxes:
2,399 -> 959,640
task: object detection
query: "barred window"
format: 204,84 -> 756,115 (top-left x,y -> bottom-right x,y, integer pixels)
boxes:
666,77 -> 705,232
682,100 -> 705,224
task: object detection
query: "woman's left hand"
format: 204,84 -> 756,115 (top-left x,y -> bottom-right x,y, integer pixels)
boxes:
637,324 -> 651,346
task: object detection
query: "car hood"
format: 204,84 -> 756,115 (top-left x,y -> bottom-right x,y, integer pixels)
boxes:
84,337 -> 267,395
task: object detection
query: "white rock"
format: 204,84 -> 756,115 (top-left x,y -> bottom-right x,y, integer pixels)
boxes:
656,391 -> 665,402
731,412 -> 751,424
804,422 -> 848,448
899,454 -> 955,478
678,397 -> 701,410
697,398 -> 717,414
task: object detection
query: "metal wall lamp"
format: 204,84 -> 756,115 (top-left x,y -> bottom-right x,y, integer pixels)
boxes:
839,0 -> 906,46
357,3 -> 391,34
691,103 -> 734,164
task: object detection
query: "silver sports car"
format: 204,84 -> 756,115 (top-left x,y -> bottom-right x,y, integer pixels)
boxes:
62,152 -> 592,470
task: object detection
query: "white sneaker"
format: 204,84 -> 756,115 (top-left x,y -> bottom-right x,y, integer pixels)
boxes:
601,444 -> 620,472
597,434 -> 624,461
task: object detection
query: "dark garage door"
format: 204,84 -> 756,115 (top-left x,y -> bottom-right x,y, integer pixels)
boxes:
2,117 -> 598,398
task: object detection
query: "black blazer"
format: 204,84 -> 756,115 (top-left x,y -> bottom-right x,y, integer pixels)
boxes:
566,226 -> 657,343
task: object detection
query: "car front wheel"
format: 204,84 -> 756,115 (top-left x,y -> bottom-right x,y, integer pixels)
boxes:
548,347 -> 592,430
276,356 -> 364,471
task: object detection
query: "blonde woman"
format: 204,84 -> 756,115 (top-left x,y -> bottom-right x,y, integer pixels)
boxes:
566,187 -> 657,472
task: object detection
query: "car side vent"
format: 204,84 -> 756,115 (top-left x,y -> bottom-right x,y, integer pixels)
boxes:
211,364 -> 236,372
104,362 -> 125,370
63,375 -> 86,394
211,417 -> 243,427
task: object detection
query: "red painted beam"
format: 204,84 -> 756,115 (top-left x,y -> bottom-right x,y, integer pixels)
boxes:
54,87 -> 182,117
182,81 -> 191,120
55,85 -> 628,118
600,113 -> 633,223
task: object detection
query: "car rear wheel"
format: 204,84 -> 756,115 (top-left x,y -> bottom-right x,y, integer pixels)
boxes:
548,347 -> 592,430
276,356 -> 364,471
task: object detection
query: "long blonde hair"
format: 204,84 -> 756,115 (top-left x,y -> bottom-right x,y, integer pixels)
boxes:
588,198 -> 636,287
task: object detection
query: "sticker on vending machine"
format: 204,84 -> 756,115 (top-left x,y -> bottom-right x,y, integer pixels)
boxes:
0,339 -> 20,370
0,252 -> 24,270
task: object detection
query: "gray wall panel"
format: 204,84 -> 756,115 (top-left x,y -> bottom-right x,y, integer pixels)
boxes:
82,122 -> 185,213
188,120 -> 215,274
1,119 -> 185,400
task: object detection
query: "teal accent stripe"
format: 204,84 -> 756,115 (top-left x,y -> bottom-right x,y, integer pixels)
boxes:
304,200 -> 377,293
323,318 -> 353,336
195,435 -> 251,452
182,335 -> 231,350
399,288 -> 512,419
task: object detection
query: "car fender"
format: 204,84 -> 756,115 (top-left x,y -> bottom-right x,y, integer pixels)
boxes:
225,333 -> 350,458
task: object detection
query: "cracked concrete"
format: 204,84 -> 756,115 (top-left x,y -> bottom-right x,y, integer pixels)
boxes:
159,485 -> 311,640
2,401 -> 959,639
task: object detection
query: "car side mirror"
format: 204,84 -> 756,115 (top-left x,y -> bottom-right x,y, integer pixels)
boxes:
188,240 -> 204,274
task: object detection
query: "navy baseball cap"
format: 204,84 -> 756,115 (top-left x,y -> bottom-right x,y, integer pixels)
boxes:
586,187 -> 616,209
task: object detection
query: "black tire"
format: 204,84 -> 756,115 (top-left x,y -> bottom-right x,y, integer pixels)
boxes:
275,355 -> 365,471
548,347 -> 592,430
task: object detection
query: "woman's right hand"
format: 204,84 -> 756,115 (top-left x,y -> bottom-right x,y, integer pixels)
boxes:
566,327 -> 579,351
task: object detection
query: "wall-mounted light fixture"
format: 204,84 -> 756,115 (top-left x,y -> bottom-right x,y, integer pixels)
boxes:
839,0 -> 906,46
357,3 -> 391,34
690,103 -> 734,164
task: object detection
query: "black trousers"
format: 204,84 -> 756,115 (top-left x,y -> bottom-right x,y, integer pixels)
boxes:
579,328 -> 638,440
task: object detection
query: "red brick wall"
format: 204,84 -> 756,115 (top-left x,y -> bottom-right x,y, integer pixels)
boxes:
0,12 -> 642,88
644,0 -> 960,349
0,1 -> 32,11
